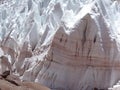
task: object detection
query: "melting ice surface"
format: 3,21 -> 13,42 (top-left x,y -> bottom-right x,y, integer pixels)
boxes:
1,0 -> 120,90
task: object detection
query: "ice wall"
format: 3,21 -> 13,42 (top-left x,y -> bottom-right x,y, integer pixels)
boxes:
0,0 -> 120,90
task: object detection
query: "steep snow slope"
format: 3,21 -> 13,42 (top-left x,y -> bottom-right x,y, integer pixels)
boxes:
0,0 -> 120,90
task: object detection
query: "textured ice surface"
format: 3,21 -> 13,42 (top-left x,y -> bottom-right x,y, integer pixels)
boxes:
0,0 -> 120,90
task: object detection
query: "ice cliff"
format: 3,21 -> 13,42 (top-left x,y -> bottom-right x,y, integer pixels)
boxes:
0,0 -> 120,90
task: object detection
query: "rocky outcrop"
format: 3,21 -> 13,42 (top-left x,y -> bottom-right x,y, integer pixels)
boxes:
0,0 -> 120,90
0,79 -> 50,90
0,71 -> 50,90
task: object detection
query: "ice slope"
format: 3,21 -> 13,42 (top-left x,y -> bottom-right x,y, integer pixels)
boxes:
0,0 -> 120,90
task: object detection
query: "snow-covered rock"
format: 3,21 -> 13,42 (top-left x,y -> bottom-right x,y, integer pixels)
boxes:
1,0 -> 120,90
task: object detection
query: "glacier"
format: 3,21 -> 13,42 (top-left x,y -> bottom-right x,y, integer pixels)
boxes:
0,0 -> 120,90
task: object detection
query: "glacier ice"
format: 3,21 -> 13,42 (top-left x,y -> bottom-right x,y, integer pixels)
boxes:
0,0 -> 120,90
